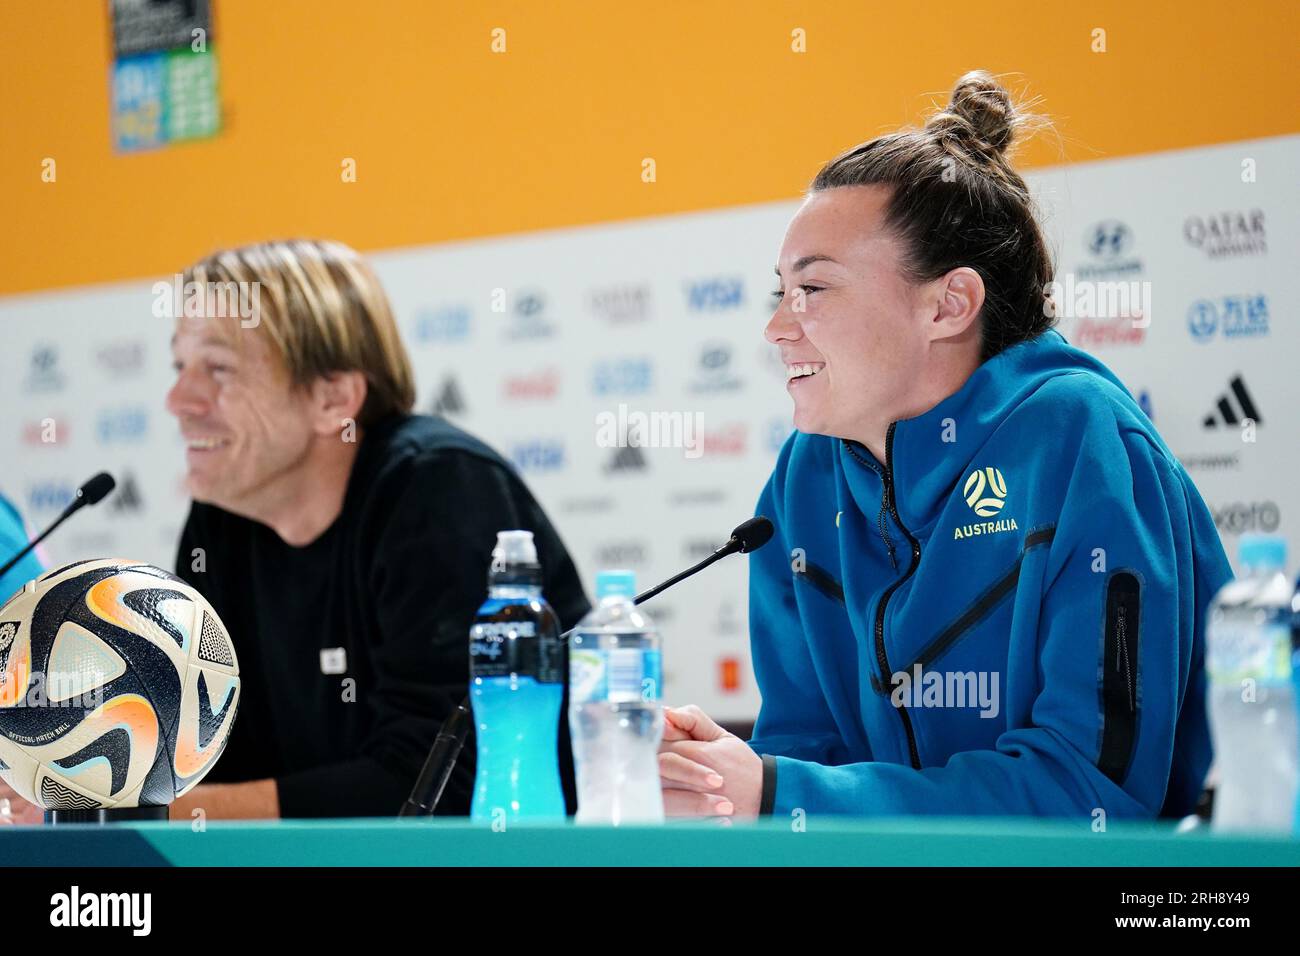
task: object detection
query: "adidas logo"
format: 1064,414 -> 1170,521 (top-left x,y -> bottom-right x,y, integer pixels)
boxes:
430,377 -> 466,416
1202,375 -> 1262,428
605,441 -> 647,473
111,474 -> 142,513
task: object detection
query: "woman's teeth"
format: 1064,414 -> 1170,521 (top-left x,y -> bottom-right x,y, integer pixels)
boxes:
786,363 -> 826,381
186,437 -> 228,450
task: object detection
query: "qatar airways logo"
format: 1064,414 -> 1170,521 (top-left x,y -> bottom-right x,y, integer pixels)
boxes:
954,467 -> 1017,541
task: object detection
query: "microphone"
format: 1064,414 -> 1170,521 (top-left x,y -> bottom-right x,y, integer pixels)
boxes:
398,702 -> 471,817
398,515 -> 776,818
0,472 -> 116,579
633,516 -> 773,606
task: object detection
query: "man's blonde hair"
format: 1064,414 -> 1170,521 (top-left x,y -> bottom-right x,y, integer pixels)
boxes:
183,239 -> 416,427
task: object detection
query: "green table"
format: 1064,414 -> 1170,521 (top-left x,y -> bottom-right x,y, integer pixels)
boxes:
3,818 -> 1297,867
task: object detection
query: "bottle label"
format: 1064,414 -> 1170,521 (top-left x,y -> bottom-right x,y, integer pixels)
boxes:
1207,623 -> 1293,687
470,615 -> 562,682
571,647 -> 662,704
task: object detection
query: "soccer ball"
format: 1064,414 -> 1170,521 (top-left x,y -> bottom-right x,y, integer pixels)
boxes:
0,559 -> 240,810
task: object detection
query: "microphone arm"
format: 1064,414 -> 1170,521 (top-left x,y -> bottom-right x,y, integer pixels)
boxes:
0,472 -> 116,579
631,542 -> 738,607
398,516 -> 774,818
0,510 -> 76,580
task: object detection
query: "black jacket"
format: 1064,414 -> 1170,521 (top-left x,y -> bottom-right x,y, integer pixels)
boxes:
176,414 -> 590,817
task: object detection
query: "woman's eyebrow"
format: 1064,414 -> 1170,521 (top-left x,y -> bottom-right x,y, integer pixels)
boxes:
774,254 -> 842,277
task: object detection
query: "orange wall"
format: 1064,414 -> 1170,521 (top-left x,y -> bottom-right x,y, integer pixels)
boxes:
1,0 -> 1297,296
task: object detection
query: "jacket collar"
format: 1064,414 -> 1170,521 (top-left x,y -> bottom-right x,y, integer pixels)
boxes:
838,330 -> 1124,534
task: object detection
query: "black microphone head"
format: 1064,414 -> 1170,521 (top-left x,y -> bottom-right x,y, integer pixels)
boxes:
732,516 -> 774,554
78,472 -> 116,506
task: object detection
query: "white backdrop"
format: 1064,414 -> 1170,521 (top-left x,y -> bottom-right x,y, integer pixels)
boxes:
3,133 -> 1296,721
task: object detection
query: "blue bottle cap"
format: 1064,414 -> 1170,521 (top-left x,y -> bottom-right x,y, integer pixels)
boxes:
595,569 -> 637,600
1238,533 -> 1286,571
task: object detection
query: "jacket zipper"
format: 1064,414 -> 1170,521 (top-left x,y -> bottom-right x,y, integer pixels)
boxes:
1116,601 -> 1134,712
893,525 -> 1056,683
846,425 -> 922,770
1099,570 -> 1142,784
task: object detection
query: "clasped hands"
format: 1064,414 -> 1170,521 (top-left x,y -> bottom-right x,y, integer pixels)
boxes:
657,704 -> 764,819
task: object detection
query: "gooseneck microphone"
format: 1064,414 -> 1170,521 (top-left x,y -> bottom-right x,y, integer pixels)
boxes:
633,516 -> 774,606
398,702 -> 472,817
398,515 -> 776,818
0,472 -> 116,579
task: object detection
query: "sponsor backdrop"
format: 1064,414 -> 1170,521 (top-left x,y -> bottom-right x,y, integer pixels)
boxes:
2,133 -> 1296,721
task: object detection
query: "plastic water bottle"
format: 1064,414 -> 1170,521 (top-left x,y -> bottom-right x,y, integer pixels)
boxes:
469,530 -> 566,823
568,570 -> 664,824
1206,534 -> 1297,832
1293,573 -> 1300,834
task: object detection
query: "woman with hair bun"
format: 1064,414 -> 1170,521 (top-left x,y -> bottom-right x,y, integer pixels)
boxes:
658,72 -> 1231,821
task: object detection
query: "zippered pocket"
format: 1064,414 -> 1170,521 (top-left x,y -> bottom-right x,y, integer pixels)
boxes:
794,560 -> 845,605
1098,570 -> 1142,785
869,526 -> 1055,694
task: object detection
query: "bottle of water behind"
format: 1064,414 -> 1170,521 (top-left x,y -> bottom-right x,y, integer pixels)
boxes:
569,570 -> 664,825
1206,534 -> 1297,832
469,530 -> 566,823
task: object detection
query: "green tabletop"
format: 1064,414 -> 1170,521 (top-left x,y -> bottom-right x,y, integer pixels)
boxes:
3,817 -> 1298,867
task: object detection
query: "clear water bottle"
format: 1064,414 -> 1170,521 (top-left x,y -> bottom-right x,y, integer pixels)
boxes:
1293,572 -> 1300,834
569,570 -> 664,825
469,530 -> 566,823
1206,534 -> 1297,832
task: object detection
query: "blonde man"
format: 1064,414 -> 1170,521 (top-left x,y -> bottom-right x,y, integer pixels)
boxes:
161,239 -> 588,818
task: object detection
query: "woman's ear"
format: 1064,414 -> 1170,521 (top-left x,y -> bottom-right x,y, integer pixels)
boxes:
931,267 -> 985,341
310,370 -> 368,436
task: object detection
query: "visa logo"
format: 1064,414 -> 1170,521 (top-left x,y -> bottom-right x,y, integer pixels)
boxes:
29,483 -> 75,512
685,278 -> 745,312
510,441 -> 566,473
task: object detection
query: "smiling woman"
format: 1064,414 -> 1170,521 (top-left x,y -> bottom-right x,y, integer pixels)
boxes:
766,71 -> 1055,461
658,71 -> 1234,824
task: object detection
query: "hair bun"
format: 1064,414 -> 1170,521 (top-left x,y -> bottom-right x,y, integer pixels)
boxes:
936,70 -> 1016,155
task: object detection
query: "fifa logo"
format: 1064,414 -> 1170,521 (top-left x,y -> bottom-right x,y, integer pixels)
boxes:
963,467 -> 1008,517
0,620 -> 15,673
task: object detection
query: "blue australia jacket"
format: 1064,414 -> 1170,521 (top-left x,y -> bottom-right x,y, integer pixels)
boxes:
747,330 -> 1232,820
0,494 -> 43,606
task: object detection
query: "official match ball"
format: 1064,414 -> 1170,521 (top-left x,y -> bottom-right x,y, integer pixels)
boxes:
0,559 -> 240,811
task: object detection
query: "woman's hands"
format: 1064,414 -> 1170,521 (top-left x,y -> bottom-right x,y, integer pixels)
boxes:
658,704 -> 763,819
